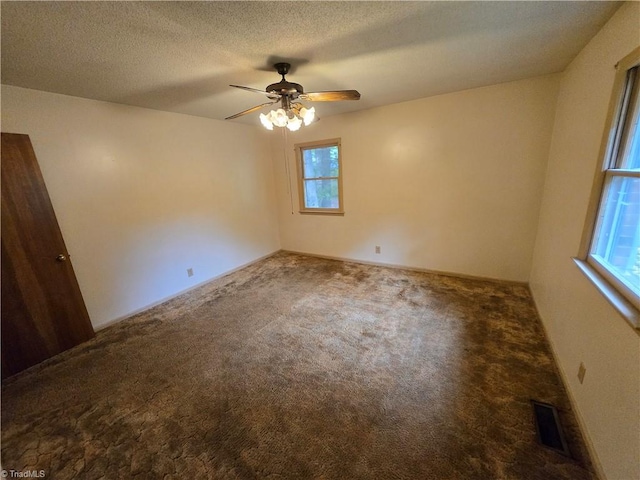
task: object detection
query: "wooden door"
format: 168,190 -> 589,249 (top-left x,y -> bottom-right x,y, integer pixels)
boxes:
1,133 -> 94,379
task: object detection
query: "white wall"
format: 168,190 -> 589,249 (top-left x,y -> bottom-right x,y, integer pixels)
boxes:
529,3 -> 640,480
272,75 -> 560,282
1,85 -> 280,328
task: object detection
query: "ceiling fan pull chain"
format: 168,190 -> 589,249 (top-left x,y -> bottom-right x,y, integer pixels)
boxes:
282,128 -> 295,215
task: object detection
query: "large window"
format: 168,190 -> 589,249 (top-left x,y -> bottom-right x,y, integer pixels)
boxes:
295,139 -> 343,214
579,48 -> 640,328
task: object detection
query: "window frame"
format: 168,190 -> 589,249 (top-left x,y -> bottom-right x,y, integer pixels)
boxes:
576,46 -> 640,331
295,138 -> 344,215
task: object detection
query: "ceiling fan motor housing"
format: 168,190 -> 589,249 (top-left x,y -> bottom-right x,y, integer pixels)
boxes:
266,81 -> 303,96
267,62 -> 303,97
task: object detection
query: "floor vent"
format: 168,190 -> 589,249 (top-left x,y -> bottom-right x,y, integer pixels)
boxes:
531,400 -> 571,456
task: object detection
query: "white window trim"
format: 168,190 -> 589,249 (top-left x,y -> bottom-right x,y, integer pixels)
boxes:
576,46 -> 640,332
573,259 -> 640,330
295,138 -> 344,215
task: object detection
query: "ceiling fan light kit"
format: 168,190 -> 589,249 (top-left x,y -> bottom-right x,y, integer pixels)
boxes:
226,62 -> 360,131
259,106 -> 315,131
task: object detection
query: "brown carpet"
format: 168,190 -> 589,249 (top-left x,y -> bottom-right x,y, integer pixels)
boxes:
2,252 -> 596,479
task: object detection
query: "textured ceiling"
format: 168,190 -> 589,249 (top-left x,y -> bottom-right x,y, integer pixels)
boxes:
1,1 -> 621,125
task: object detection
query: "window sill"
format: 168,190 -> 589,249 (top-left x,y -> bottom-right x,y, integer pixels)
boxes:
573,258 -> 640,333
299,210 -> 344,216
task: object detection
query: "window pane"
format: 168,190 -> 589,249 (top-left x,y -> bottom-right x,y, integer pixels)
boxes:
303,179 -> 339,209
591,176 -> 640,296
619,68 -> 640,169
302,146 -> 339,178
620,98 -> 640,169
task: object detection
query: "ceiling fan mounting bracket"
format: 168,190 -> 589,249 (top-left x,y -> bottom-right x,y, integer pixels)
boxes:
274,62 -> 291,77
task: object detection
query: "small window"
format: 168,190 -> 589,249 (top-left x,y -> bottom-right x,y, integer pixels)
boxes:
579,48 -> 640,327
295,139 -> 343,214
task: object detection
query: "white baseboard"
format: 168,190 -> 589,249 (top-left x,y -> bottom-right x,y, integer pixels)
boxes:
528,287 -> 606,480
93,249 -> 281,331
282,249 -> 528,286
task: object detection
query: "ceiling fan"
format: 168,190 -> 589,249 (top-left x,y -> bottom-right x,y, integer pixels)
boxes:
225,62 -> 360,131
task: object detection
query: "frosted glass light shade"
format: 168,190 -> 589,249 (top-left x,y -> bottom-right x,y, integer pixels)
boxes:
260,104 -> 315,130
259,113 -> 273,130
272,109 -> 288,127
286,115 -> 302,131
300,107 -> 315,125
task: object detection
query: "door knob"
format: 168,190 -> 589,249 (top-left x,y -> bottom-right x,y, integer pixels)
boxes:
56,254 -> 67,262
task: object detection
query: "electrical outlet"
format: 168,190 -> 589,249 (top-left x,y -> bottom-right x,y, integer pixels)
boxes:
577,362 -> 586,384
187,268 -> 194,277
375,246 -> 381,254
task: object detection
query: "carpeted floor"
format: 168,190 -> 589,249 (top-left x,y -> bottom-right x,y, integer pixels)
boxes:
2,252 -> 596,479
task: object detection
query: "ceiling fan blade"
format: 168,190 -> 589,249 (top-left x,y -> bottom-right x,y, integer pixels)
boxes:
299,90 -> 361,102
230,85 -> 280,99
225,101 -> 278,120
